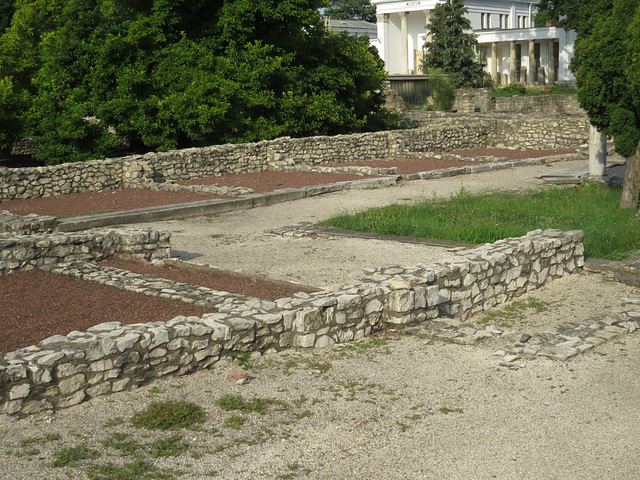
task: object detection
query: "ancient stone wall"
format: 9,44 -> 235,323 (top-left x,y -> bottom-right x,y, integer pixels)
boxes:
0,229 -> 584,421
452,88 -> 493,113
494,94 -> 584,115
0,114 -> 584,201
451,92 -> 584,116
0,228 -> 171,275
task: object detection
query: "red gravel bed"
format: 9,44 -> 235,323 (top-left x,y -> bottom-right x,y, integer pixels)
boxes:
101,256 -> 319,301
179,171 -> 373,193
326,157 -> 479,174
0,269 -> 212,353
0,189 -> 221,217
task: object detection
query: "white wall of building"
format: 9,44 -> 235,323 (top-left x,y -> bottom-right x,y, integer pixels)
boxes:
371,0 -> 576,84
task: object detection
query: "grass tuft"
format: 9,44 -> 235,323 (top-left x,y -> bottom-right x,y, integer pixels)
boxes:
131,400 -> 206,430
50,445 -> 100,467
215,394 -> 286,414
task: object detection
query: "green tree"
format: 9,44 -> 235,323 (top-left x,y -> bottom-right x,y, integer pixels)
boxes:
421,0 -> 489,88
534,0 -> 583,30
0,0 -> 396,164
324,0 -> 376,23
0,0 -> 15,34
571,0 -> 640,209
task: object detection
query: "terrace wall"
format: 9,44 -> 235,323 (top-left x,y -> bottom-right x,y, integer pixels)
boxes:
0,112 -> 588,202
0,228 -> 584,421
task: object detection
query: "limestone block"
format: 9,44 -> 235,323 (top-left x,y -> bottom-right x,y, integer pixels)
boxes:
293,333 -> 316,348
294,308 -> 323,333
58,374 -> 85,395
57,390 -> 86,409
9,384 -> 31,400
389,290 -> 415,313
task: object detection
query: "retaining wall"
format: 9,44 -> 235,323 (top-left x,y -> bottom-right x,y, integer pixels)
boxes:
0,228 -> 584,421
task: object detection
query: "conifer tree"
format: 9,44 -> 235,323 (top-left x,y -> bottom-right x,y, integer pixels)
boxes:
421,0 -> 488,88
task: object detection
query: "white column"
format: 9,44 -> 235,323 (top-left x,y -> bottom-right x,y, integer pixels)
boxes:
548,40 -> 555,84
400,12 -> 409,74
509,41 -> 516,84
529,39 -> 535,84
377,14 -> 390,70
424,10 -> 432,43
491,42 -> 498,84
589,125 -> 607,177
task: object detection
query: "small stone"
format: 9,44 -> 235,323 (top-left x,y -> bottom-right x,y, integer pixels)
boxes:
229,370 -> 251,381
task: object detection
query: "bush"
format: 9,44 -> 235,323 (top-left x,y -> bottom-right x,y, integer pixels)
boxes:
425,70 -> 455,111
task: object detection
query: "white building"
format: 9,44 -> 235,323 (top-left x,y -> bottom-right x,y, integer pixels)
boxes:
370,0 -> 576,85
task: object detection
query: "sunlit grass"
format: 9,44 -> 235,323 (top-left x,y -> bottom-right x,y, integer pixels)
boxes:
323,184 -> 640,260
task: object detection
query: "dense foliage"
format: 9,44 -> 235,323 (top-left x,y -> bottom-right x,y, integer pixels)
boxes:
0,0 -> 397,164
534,0 -> 583,30
324,0 -> 376,23
421,0 -> 489,88
570,0 -> 640,207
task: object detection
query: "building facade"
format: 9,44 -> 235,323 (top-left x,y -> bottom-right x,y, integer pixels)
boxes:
370,0 -> 576,85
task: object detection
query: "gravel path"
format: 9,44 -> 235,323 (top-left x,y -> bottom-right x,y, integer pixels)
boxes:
2,159 -> 640,479
148,160 -> 585,288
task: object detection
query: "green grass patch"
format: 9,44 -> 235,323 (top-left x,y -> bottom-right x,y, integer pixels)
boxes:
131,401 -> 206,430
86,459 -> 174,480
323,185 -> 640,260
147,434 -> 188,458
215,394 -> 287,414
50,445 -> 100,467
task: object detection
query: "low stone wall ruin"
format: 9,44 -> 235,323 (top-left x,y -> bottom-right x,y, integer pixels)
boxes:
452,91 -> 584,116
0,111 -> 589,202
0,228 -> 584,421
0,228 -> 171,275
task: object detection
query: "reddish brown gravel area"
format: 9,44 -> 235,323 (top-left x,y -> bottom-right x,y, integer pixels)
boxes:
0,269 -> 212,353
0,150 -> 577,217
101,256 -> 318,301
0,189 -> 222,217
179,171 -> 373,192
327,157 -> 478,174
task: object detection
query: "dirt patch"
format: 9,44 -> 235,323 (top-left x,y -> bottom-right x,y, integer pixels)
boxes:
179,171 -> 374,192
325,157 -> 478,174
0,258 -> 318,354
0,189 -> 222,217
0,269 -> 212,353
101,256 -> 319,301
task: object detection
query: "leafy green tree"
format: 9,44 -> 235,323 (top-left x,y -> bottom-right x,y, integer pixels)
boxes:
0,0 -> 15,34
571,0 -> 640,209
324,0 -> 376,23
0,0 -> 396,164
534,0 -> 583,30
421,0 -> 489,88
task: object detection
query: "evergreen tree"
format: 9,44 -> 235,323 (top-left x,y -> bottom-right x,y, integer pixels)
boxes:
421,0 -> 488,88
324,0 -> 376,23
571,0 -> 640,209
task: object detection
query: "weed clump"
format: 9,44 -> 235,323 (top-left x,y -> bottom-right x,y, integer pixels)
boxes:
131,400 -> 205,430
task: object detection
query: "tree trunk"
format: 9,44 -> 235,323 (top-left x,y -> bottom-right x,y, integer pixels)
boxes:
620,141 -> 640,209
